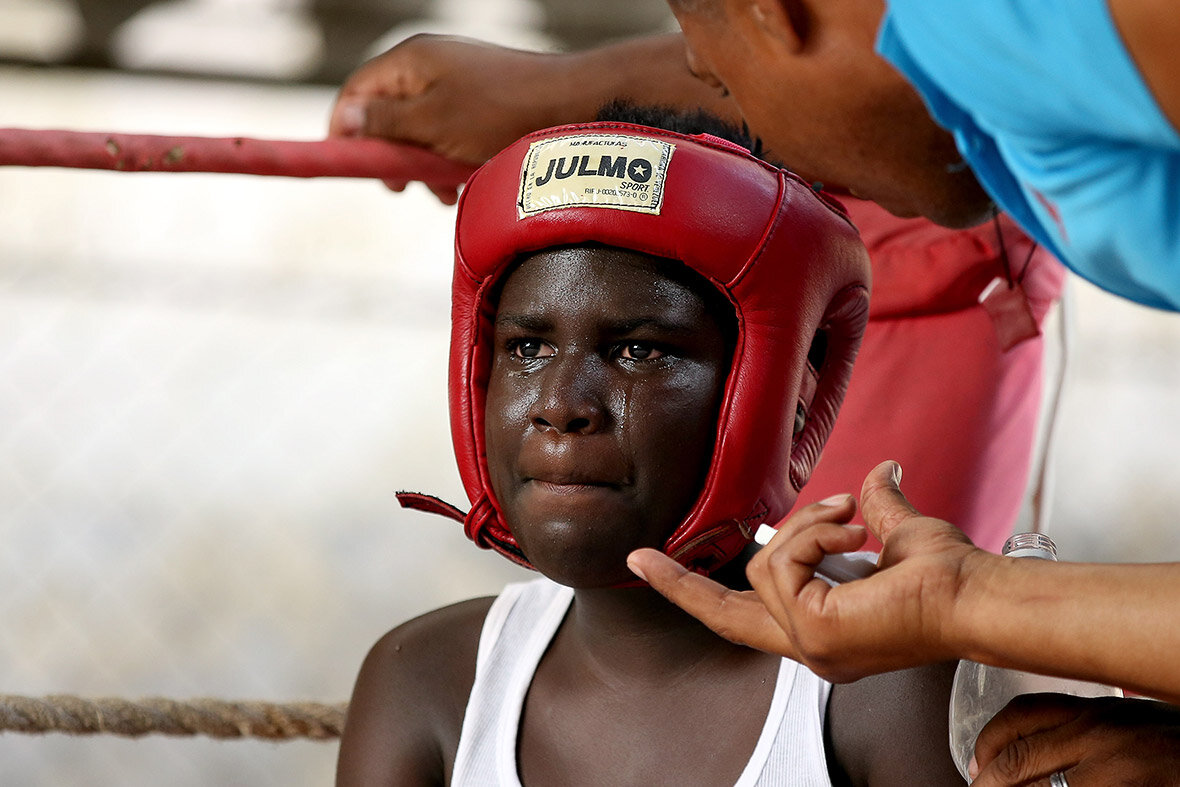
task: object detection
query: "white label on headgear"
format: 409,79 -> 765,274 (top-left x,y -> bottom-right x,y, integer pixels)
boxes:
518,134 -> 675,218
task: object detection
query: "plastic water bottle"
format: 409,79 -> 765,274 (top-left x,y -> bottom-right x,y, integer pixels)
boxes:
947,533 -> 1123,780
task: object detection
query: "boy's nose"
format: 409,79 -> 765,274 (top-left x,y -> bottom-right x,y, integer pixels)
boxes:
529,354 -> 606,435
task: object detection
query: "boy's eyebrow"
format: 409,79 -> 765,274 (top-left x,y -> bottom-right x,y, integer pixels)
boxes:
493,313 -> 554,331
493,313 -> 702,334
607,316 -> 701,335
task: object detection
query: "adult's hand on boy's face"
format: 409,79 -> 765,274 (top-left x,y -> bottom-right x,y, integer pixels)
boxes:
329,34 -> 570,204
969,693 -> 1180,786
629,461 -> 981,683
626,492 -> 871,661
623,552 -> 799,657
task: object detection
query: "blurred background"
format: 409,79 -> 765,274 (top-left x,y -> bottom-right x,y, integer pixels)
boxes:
2,1 -> 1179,784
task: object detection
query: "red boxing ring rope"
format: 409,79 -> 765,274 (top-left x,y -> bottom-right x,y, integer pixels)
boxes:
0,128 -> 478,184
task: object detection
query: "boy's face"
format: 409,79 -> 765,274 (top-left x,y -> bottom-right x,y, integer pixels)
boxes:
484,246 -> 730,587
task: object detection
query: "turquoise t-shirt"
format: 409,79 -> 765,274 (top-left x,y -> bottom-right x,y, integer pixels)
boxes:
878,0 -> 1180,311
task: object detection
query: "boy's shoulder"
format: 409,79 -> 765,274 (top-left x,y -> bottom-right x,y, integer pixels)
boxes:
363,593 -> 497,701
337,595 -> 496,787
369,593 -> 496,663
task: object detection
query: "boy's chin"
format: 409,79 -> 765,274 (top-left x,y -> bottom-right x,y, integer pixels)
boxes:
524,549 -> 643,589
513,532 -> 658,589
508,512 -> 671,577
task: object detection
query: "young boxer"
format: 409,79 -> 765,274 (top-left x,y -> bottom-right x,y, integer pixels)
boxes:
336,123 -> 963,786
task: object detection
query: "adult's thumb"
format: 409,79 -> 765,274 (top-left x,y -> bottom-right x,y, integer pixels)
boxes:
859,460 -> 921,544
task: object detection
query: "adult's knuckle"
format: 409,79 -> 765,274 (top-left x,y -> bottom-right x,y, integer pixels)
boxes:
877,505 -> 915,536
764,544 -> 796,574
990,737 -> 1037,782
790,622 -> 837,667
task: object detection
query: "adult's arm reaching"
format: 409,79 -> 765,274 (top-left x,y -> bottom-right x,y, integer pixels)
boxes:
327,33 -> 736,202
626,460 -> 1180,704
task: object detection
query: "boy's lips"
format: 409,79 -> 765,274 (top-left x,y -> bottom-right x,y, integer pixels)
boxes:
523,469 -> 628,489
520,466 -> 633,503
528,479 -> 619,495
519,476 -> 631,512
517,450 -> 630,490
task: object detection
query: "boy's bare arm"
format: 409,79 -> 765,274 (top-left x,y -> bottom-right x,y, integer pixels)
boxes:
336,597 -> 493,787
826,661 -> 964,786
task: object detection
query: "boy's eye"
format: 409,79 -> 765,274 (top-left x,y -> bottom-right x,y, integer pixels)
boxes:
619,342 -> 663,361
510,339 -> 554,359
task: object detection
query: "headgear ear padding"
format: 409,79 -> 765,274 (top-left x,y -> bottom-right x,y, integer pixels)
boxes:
448,122 -> 870,574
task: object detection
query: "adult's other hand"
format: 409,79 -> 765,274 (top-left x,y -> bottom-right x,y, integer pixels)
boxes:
329,33 -> 733,204
970,693 -> 1180,786
330,35 -> 571,202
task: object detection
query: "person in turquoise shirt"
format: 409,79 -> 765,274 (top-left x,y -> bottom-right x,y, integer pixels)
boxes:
878,0 -> 1180,310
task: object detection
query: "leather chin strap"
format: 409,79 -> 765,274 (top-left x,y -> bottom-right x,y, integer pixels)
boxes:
395,491 -> 532,568
395,490 -> 749,580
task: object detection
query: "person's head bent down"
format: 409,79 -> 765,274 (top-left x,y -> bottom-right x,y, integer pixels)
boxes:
664,0 -> 994,229
399,122 -> 872,580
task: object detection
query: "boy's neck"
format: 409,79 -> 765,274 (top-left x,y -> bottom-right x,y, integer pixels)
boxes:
557,583 -> 760,682
519,578 -> 784,787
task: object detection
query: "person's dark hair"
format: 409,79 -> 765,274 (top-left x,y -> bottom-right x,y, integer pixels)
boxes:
595,99 -> 767,161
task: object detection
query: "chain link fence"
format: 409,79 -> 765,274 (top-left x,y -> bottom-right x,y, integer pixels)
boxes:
0,66 -> 531,785
3,5 -> 1180,784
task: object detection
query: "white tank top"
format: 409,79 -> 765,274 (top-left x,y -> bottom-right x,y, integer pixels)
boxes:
451,577 -> 834,786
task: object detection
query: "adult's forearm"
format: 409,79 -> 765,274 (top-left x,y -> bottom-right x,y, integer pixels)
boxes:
330,32 -> 741,176
558,33 -> 740,124
954,555 -> 1180,703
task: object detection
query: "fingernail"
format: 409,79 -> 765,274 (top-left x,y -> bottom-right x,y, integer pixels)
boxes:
967,754 -> 978,780
626,555 -> 648,582
338,101 -> 366,136
754,524 -> 777,545
889,461 -> 902,486
819,493 -> 852,507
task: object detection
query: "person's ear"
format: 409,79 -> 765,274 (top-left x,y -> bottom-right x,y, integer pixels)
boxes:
746,0 -> 809,53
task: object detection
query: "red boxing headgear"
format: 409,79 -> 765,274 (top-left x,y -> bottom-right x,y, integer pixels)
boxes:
405,122 -> 870,575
